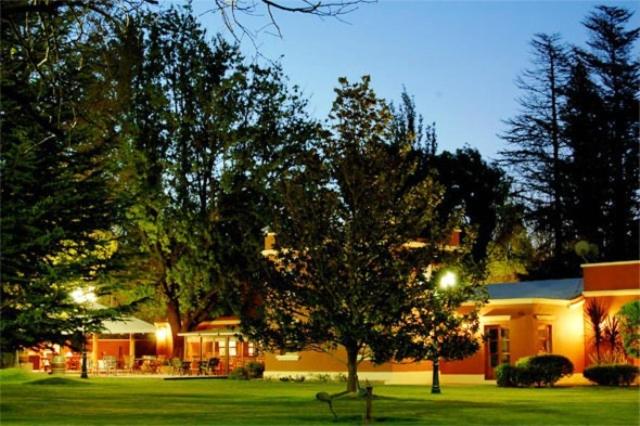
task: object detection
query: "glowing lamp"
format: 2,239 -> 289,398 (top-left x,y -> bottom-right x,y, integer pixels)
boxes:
439,271 -> 457,290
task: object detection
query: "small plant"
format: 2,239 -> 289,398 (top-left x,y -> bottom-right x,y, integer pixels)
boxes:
618,301 -> 640,358
315,373 -> 332,383
278,374 -> 306,383
586,299 -> 608,362
495,364 -> 518,387
245,361 -> 265,379
228,367 -> 249,380
583,364 -> 639,386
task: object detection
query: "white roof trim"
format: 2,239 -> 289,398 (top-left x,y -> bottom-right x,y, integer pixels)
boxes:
581,260 -> 640,268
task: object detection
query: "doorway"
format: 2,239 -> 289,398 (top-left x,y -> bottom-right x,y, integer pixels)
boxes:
485,325 -> 510,379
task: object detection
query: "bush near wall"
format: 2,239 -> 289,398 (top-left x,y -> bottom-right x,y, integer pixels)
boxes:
496,355 -> 574,387
246,361 -> 265,379
228,367 -> 249,380
583,364 -> 639,386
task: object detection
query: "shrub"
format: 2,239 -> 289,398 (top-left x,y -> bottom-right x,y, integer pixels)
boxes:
519,355 -> 573,387
228,367 -> 249,380
496,364 -> 518,387
583,364 -> 639,386
246,361 -> 265,379
496,355 -> 574,387
617,301 -> 640,358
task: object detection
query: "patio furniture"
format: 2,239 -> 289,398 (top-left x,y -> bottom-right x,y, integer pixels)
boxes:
181,360 -> 192,375
204,357 -> 220,375
140,355 -> 158,374
96,356 -> 117,375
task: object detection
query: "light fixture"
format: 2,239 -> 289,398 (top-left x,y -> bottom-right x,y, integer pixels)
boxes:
439,271 -> 457,290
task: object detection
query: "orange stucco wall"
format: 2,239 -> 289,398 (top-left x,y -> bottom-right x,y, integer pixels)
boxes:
264,299 -> 587,377
583,261 -> 640,291
261,260 -> 638,381
265,347 -> 433,374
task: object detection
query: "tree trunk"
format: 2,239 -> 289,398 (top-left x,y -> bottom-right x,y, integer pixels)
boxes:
346,345 -> 359,393
167,299 -> 183,358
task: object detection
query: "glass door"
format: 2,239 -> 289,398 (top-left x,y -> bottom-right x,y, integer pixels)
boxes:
485,325 -> 510,379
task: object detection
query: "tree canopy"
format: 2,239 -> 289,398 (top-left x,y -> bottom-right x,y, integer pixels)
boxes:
243,76 -> 485,392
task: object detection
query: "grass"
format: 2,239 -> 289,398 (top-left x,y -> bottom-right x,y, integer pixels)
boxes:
0,369 -> 638,425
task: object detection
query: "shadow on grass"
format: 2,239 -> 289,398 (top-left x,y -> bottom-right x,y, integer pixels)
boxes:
28,377 -> 91,386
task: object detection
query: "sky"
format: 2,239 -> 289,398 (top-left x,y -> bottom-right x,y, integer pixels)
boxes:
187,0 -> 639,161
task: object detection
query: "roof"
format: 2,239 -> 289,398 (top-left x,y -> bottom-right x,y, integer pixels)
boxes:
179,316 -> 242,337
100,317 -> 157,334
486,278 -> 583,301
88,303 -> 157,335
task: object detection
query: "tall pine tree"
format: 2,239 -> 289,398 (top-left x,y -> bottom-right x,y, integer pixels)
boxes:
500,33 -> 571,277
581,6 -> 639,260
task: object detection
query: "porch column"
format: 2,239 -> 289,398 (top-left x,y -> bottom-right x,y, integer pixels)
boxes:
199,336 -> 203,360
183,336 -> 188,359
91,334 -> 99,371
225,335 -> 230,374
129,333 -> 135,369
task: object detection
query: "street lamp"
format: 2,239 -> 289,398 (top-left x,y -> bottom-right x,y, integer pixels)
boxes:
432,270 -> 458,394
71,287 -> 96,379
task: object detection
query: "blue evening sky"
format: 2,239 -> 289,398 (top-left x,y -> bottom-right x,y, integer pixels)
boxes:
188,0 -> 638,160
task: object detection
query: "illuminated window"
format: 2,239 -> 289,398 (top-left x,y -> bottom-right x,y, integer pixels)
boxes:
229,340 -> 237,356
248,342 -> 255,357
537,324 -> 552,353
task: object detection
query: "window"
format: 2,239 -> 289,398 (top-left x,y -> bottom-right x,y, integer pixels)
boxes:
500,328 -> 511,364
247,342 -> 255,357
229,340 -> 237,357
537,324 -> 552,353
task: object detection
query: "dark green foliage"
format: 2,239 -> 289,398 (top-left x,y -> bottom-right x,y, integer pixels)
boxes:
243,76 -> 484,393
501,5 -> 639,277
516,355 -> 574,387
586,299 -> 608,362
116,5 -> 319,352
617,301 -> 640,358
431,148 -> 514,264
228,366 -> 249,380
579,6 -> 639,261
1,0 -> 129,353
583,364 -> 639,386
499,33 -> 570,278
495,364 -> 518,387
498,355 -> 573,387
246,361 -> 265,379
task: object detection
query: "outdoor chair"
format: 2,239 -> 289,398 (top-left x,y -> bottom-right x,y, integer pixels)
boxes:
100,356 -> 117,375
181,360 -> 191,375
205,357 -> 220,375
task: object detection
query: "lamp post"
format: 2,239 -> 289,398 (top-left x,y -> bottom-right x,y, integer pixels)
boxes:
432,270 -> 457,394
71,287 -> 97,379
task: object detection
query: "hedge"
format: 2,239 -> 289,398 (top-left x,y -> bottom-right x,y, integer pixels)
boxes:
583,364 -> 639,386
496,355 -> 573,387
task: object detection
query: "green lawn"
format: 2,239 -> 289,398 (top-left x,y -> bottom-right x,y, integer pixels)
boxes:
0,370 -> 638,425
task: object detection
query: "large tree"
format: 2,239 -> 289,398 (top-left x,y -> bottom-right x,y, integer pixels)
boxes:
0,1 -> 130,354
580,5 -> 639,260
499,33 -> 571,277
243,76 -> 483,392
117,6 -> 319,355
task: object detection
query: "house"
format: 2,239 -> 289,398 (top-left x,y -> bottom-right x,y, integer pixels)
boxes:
177,316 -> 261,375
20,308 -> 170,372
262,260 -> 639,384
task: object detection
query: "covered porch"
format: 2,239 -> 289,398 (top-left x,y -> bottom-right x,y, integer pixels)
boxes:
178,317 -> 260,375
